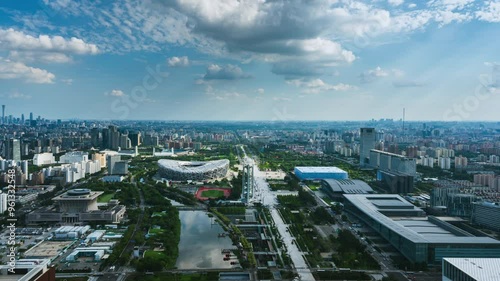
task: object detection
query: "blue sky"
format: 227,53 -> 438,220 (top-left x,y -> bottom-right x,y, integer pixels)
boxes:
0,0 -> 499,121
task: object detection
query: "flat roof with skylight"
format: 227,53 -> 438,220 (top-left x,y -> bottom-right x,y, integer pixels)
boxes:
344,194 -> 500,245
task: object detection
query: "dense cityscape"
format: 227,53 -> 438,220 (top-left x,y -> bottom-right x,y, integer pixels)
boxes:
1,112 -> 500,280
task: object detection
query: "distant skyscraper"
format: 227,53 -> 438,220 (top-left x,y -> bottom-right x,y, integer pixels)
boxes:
90,128 -> 101,147
5,139 -> 21,161
128,132 -> 141,147
1,105 -> 5,124
360,128 -> 376,167
21,114 -> 25,125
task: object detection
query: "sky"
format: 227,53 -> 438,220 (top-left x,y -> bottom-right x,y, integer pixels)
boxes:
0,0 -> 499,121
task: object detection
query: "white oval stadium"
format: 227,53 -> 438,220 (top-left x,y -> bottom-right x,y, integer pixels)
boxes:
158,159 -> 230,181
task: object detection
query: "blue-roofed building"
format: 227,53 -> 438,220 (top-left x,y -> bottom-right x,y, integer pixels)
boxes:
294,166 -> 348,180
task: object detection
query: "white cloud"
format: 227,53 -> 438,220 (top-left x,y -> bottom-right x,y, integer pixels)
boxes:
359,66 -> 389,83
61,78 -> 73,85
393,80 -> 425,87
8,51 -> 73,64
359,67 -> 406,83
18,0 -> 496,80
0,58 -> 55,84
288,78 -> 356,94
388,0 -> 404,7
8,91 -> 32,100
427,0 -> 475,11
273,97 -> 291,102
167,56 -> 190,67
105,89 -> 125,96
204,84 -> 246,100
0,28 -> 99,54
476,1 -> 500,23
256,88 -> 265,94
203,64 -> 251,80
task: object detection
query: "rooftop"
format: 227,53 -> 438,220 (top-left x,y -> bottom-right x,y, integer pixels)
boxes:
344,194 -> 500,245
53,190 -> 103,201
294,166 -> 347,174
444,258 -> 500,281
322,179 -> 373,194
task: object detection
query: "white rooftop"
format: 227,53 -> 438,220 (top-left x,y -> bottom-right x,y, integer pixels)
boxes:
294,166 -> 347,173
444,258 -> 500,281
344,194 -> 500,245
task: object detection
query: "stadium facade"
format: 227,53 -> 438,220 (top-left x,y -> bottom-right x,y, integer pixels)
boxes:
158,159 -> 229,181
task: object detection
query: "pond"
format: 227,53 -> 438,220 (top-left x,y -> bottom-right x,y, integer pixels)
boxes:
176,211 -> 236,269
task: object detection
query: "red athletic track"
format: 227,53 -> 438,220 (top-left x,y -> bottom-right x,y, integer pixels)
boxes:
195,187 -> 231,200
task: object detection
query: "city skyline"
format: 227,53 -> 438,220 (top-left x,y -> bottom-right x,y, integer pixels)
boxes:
0,1 -> 499,121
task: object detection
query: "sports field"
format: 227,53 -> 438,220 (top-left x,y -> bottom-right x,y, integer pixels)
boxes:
195,187 -> 231,200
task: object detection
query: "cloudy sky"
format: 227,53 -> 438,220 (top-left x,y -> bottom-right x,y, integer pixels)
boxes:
0,0 -> 499,121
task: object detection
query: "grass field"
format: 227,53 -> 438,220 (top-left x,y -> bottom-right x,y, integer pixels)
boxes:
148,227 -> 164,235
200,190 -> 225,198
97,193 -> 114,203
144,250 -> 166,259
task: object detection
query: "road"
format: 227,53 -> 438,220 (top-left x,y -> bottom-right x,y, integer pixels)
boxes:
96,183 -> 145,281
241,145 -> 315,281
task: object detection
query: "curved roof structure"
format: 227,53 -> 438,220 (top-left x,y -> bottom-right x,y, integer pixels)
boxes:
321,179 -> 373,194
158,159 -> 229,181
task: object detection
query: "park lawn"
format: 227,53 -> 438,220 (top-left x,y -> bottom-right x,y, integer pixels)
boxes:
144,250 -> 167,260
200,189 -> 225,198
148,227 -> 164,235
97,193 -> 114,203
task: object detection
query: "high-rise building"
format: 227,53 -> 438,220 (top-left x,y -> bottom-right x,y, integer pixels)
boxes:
0,193 -> 7,213
455,155 -> 468,169
5,138 -> 21,161
92,153 -> 107,168
90,128 -> 101,147
107,154 -> 127,175
359,128 -> 376,167
438,157 -> 451,170
129,132 -> 141,147
1,105 -> 5,124
108,125 -> 120,150
490,176 -> 500,191
119,134 -> 131,149
474,174 -> 494,187
107,154 -> 119,173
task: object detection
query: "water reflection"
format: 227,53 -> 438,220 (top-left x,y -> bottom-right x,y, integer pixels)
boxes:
176,211 -> 235,269
165,197 -> 183,206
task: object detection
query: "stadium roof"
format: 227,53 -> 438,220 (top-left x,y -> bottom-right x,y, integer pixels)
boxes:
344,194 -> 500,245
158,159 -> 229,173
294,166 -> 347,174
444,258 -> 500,281
322,179 -> 373,194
